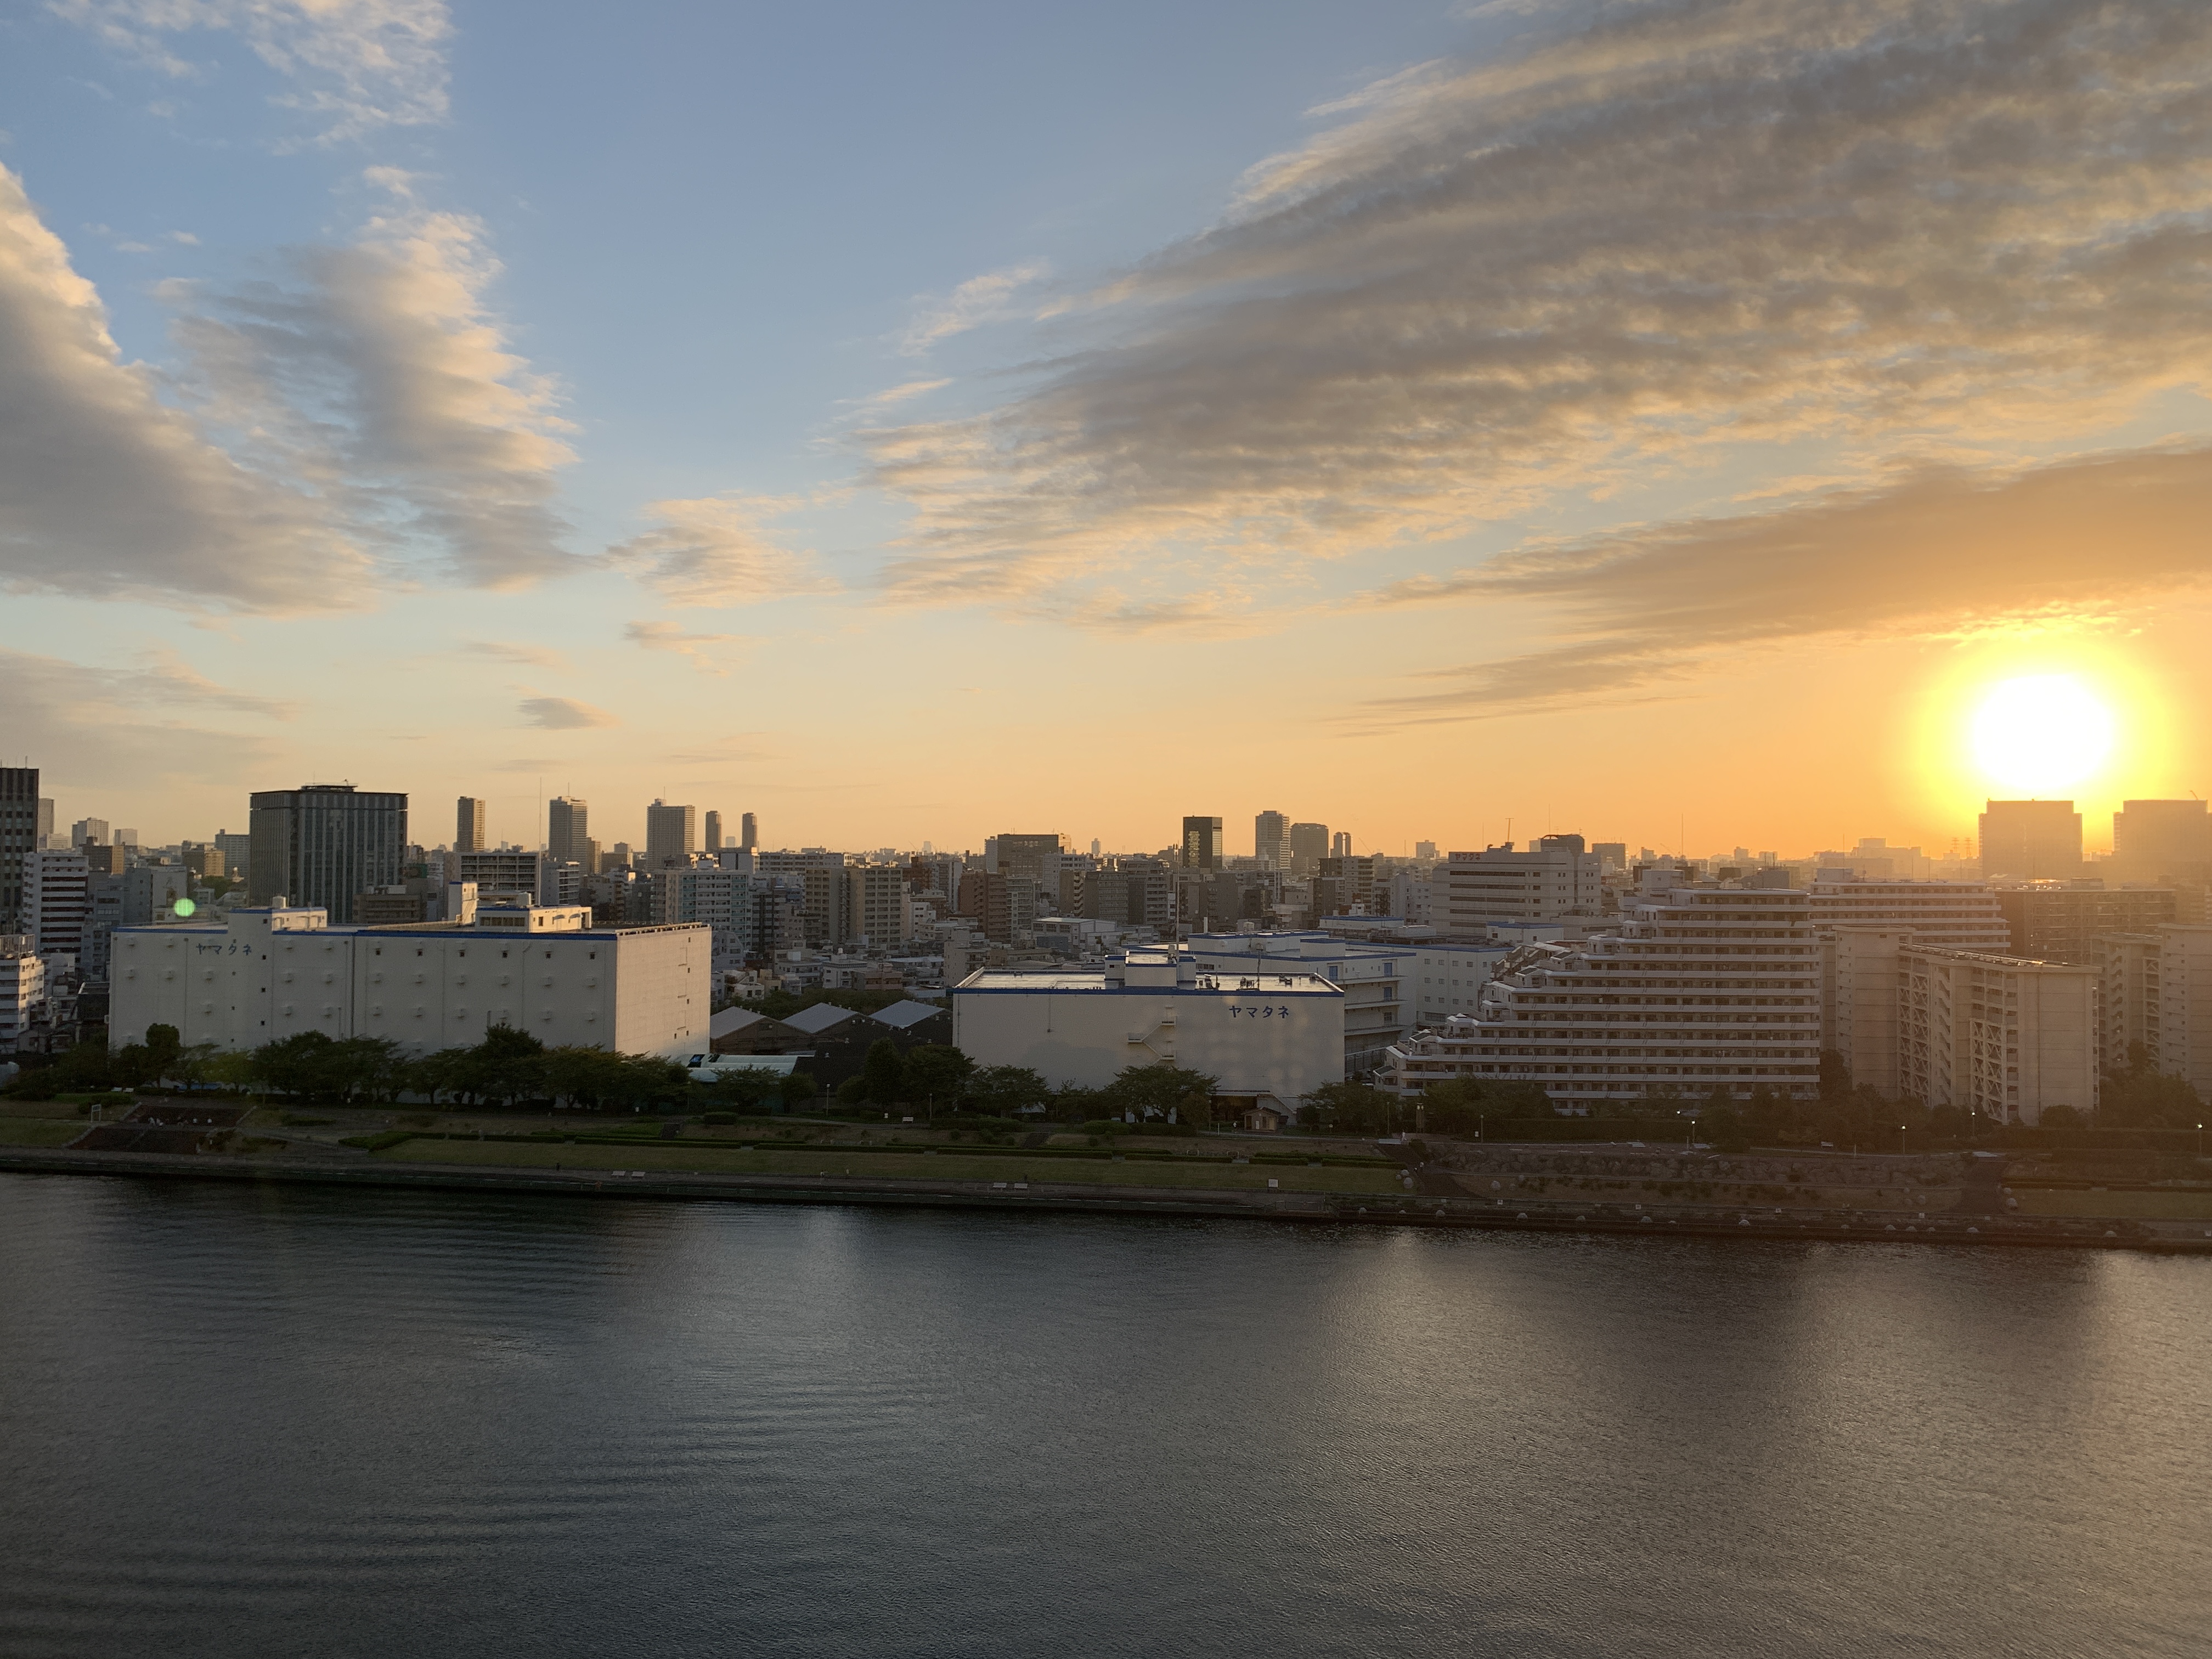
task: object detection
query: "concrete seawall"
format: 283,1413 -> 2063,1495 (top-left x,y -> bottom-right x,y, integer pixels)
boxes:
3,1148 -> 2208,1252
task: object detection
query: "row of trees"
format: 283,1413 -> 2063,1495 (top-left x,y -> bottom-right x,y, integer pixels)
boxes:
817,1042 -> 1222,1125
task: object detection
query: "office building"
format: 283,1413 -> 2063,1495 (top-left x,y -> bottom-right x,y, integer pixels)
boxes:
457,848 -> 550,903
0,934 -> 44,1049
994,833 -> 1064,880
1288,822 -> 1329,875
1255,810 -> 1291,870
248,785 -> 408,924
1330,831 -> 1353,859
2111,800 -> 2212,884
112,902 -> 709,1058
1979,799 -> 2083,881
70,817 -> 110,849
1181,816 -> 1223,871
1438,836 -> 1602,930
214,830 -> 252,874
703,810 -> 724,853
25,847 -> 90,965
1313,854 -> 1380,919
1808,874 -> 2010,951
2099,925 -> 2212,1098
1592,841 -> 1627,872
953,951 -> 1343,1113
455,797 -> 487,853
82,865 -> 190,979
548,797 -> 590,866
1995,884 -> 2176,965
847,865 -> 912,946
645,800 -> 697,868
1383,884 -> 1822,1109
740,811 -> 758,850
1,767 -> 38,923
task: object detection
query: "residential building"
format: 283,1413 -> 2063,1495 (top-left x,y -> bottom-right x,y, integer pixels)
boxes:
2111,800 -> 2212,884
1288,822 -> 1329,874
1180,816 -> 1223,870
1808,874 -> 2010,952
1387,868 -> 1435,926
455,797 -> 487,853
111,904 -> 709,1058
1897,944 -> 2097,1124
1404,940 -> 1514,1025
548,797 -> 590,866
953,951 -> 1344,1113
1381,884 -> 1822,1109
847,865 -> 911,946
1,767 -> 37,924
0,934 -> 44,1049
994,833 -> 1063,879
1438,836 -> 1602,931
1413,840 -> 1438,861
703,810 -> 724,852
2099,924 -> 2212,1098
740,811 -> 758,850
1995,883 -> 2176,965
458,849 -> 550,904
1979,799 -> 2083,881
248,785 -> 408,923
958,870 -> 1039,946
645,800 -> 697,868
71,817 -> 111,849
1255,810 -> 1291,871
181,842 -> 226,880
25,847 -> 90,964
213,830 -> 252,874
1313,854 -> 1379,919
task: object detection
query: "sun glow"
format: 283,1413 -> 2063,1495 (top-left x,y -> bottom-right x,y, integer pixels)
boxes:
1970,675 -> 2114,794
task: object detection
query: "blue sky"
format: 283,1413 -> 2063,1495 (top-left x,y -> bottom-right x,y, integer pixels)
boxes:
3,0 -> 2209,857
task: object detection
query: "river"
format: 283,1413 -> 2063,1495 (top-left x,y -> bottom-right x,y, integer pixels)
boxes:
1,1172 -> 2205,1657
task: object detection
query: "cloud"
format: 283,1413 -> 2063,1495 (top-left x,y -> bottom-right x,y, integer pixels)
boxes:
0,162 -> 373,610
623,619 -> 744,675
1348,442 -> 2212,726
609,494 -> 833,608
0,646 -> 288,784
517,695 -> 616,730
456,639 -> 569,670
898,261 -> 1050,356
53,0 -> 453,144
865,0 -> 2212,614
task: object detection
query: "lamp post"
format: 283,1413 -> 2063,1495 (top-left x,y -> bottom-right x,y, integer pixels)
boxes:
1898,1122 -> 1907,1158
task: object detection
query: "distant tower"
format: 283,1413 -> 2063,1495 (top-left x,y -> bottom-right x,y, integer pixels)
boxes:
1978,800 -> 2083,881
645,800 -> 697,867
1331,830 -> 1352,859
703,810 -> 724,852
740,811 -> 758,850
1288,822 -> 1329,874
1255,809 -> 1290,870
548,797 -> 589,865
456,797 -> 487,853
1181,816 -> 1223,870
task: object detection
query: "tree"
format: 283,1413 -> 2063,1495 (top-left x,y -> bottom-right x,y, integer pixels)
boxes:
1301,1080 -> 1400,1135
1698,1086 -> 1750,1152
778,1070 -> 818,1109
453,1026 -> 547,1107
2099,1043 -> 2204,1128
860,1039 -> 906,1105
901,1045 -> 974,1115
1103,1063 -> 1217,1122
969,1064 -> 1053,1118
252,1031 -> 343,1099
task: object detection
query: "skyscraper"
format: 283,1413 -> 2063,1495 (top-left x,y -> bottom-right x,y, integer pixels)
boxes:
740,811 -> 758,850
1288,822 -> 1329,875
1331,831 -> 1353,859
2112,799 -> 2212,883
1978,800 -> 2082,881
646,800 -> 697,867
456,797 -> 487,853
248,785 -> 408,922
549,797 -> 590,865
1181,816 -> 1223,870
1255,809 -> 1290,869
703,810 -> 723,852
0,766 -> 36,924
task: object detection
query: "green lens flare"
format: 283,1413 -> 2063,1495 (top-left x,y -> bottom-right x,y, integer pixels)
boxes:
173,898 -> 197,917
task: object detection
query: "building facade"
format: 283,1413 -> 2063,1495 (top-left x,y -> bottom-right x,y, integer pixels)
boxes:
456,797 -> 487,853
1186,930 -> 1414,1076
548,797 -> 590,866
248,785 -> 408,923
1995,884 -> 2176,964
1979,799 -> 2083,881
1180,817 -> 1223,871
1808,874 -> 2010,952
2099,924 -> 2212,1098
1,767 -> 37,925
645,800 -> 697,868
1438,836 -> 1602,931
1896,945 -> 2097,1124
0,934 -> 44,1049
25,847 -> 89,965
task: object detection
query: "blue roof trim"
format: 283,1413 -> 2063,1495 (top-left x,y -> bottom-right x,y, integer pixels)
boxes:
955,983 -> 1344,998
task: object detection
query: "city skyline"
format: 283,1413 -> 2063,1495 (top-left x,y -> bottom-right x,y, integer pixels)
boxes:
2,3 -> 2209,859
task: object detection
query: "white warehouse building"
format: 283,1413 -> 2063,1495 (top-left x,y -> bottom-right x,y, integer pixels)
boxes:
952,951 -> 1343,1113
110,903 -> 709,1058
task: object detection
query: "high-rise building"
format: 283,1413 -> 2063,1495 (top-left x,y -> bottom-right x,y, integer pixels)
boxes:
1288,822 -> 1329,876
1979,799 -> 2083,881
848,865 -> 912,946
455,797 -> 487,853
2111,799 -> 2212,883
995,833 -> 1063,879
645,800 -> 697,868
1994,884 -> 2176,964
1255,810 -> 1291,870
1808,874 -> 2009,951
248,785 -> 408,923
214,830 -> 252,874
71,817 -> 111,849
0,932 -> 45,1047
740,811 -> 758,850
703,810 -> 724,852
1181,816 -> 1222,871
1384,883 -> 1822,1108
1438,836 -> 1602,930
548,797 -> 590,865
1330,831 -> 1353,859
25,847 -> 90,963
1,767 -> 37,924
1413,840 -> 1438,861
2100,925 -> 2212,1097
457,849 -> 550,904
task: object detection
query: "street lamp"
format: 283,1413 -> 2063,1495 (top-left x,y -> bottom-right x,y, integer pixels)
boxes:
1898,1122 -> 1907,1158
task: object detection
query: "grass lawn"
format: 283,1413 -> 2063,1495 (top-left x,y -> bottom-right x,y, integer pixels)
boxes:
0,1120 -> 86,1147
371,1137 -> 1403,1194
2011,1188 -> 2212,1221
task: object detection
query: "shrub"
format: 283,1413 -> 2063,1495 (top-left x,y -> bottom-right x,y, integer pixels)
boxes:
702,1111 -> 737,1126
340,1130 -> 414,1151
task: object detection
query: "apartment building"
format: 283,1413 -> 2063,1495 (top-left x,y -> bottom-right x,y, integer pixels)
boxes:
1995,884 -> 2176,964
2099,924 -> 2212,1097
1895,946 -> 2097,1125
0,934 -> 44,1048
1438,836 -> 1602,932
1808,874 -> 2010,951
25,847 -> 89,965
1383,884 -> 1821,1109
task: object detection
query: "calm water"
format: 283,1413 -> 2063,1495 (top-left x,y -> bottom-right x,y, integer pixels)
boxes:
1,1174 -> 2207,1658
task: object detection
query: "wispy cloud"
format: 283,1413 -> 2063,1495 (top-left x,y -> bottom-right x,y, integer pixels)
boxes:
623,619 -> 745,675
53,0 -> 453,144
1347,443 -> 2212,728
609,494 -> 834,608
517,695 -> 616,730
866,0 -> 2212,620
898,261 -> 1049,356
455,639 -> 570,670
0,646 -> 288,782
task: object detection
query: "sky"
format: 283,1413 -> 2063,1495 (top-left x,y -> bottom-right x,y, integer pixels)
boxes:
3,0 -> 2210,860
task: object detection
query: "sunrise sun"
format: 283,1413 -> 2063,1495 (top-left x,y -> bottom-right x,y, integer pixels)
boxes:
1969,674 -> 2115,794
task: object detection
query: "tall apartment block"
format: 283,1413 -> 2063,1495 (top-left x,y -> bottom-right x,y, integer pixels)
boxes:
1,767 -> 37,924
645,800 -> 697,868
1287,822 -> 1329,875
549,797 -> 590,866
703,810 -> 723,853
1255,810 -> 1291,870
455,797 -> 487,853
1384,883 -> 1822,1109
25,847 -> 89,963
1979,799 -> 2083,881
2111,799 -> 2212,884
1995,885 -> 2176,965
249,785 -> 408,924
2099,925 -> 2212,1097
740,812 -> 758,850
1180,816 -> 1223,871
